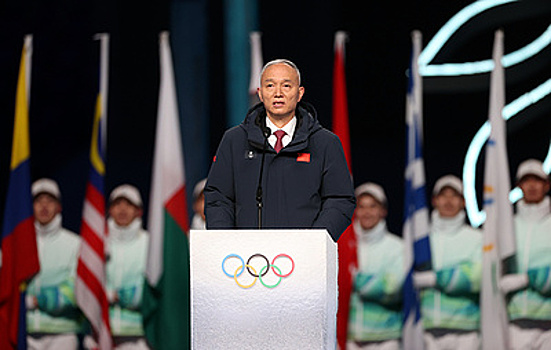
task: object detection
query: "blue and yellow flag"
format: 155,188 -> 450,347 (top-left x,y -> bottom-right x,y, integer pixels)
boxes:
0,34 -> 40,350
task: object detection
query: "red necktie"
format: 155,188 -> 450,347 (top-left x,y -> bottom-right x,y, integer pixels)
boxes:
274,130 -> 286,153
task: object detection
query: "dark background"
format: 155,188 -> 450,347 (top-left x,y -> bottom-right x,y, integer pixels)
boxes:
1,0 -> 550,236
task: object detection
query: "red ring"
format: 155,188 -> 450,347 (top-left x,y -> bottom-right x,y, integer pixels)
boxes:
271,254 -> 294,277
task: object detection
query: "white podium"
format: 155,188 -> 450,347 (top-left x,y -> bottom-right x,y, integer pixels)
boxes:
190,229 -> 338,350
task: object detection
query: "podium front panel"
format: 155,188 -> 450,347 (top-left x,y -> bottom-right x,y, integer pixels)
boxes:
190,229 -> 337,350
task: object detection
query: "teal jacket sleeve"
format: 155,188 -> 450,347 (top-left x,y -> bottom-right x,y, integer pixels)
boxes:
436,261 -> 482,295
117,282 -> 144,311
354,272 -> 403,305
36,278 -> 78,317
528,266 -> 551,297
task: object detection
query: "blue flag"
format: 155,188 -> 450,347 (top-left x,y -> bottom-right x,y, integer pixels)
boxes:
402,30 -> 432,350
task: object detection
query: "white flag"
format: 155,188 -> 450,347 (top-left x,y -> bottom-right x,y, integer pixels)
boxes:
248,31 -> 263,107
480,29 -> 516,350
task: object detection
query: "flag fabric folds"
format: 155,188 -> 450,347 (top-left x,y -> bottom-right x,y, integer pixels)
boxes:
75,33 -> 112,350
332,31 -> 352,172
0,34 -> 40,350
402,30 -> 431,350
248,31 -> 263,108
332,30 -> 356,350
142,31 -> 191,350
480,29 -> 516,350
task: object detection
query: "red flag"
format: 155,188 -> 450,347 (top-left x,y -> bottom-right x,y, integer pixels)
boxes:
336,223 -> 358,350
332,31 -> 352,172
0,35 -> 40,349
332,30 -> 356,350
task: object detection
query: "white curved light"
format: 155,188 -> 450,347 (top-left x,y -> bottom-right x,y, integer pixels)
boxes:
419,0 -> 517,67
421,24 -> 551,76
417,0 -> 551,227
419,0 -> 551,77
463,79 -> 551,227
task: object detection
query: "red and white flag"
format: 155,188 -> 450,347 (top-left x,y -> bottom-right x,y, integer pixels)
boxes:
75,33 -> 112,350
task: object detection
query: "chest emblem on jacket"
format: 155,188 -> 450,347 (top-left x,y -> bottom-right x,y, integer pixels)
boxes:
297,153 -> 311,163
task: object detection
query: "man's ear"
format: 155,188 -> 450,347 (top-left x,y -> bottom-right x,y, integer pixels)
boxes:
257,87 -> 263,102
298,86 -> 305,101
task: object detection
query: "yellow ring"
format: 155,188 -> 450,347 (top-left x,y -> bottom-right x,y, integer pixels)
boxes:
234,264 -> 257,289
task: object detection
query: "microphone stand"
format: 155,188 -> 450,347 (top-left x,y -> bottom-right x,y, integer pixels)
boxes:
256,127 -> 270,229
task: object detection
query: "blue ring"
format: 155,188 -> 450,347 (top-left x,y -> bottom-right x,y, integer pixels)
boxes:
222,254 -> 245,278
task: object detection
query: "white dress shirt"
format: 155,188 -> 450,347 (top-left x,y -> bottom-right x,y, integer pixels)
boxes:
266,116 -> 296,150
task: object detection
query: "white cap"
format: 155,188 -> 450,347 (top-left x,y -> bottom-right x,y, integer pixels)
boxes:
193,178 -> 207,200
109,184 -> 143,207
433,175 -> 463,196
355,182 -> 387,207
516,159 -> 548,182
32,178 -> 61,200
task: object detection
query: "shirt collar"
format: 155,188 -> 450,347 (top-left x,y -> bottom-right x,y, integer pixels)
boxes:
266,115 -> 296,139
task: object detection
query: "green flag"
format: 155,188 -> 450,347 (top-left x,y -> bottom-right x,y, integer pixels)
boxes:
142,31 -> 190,350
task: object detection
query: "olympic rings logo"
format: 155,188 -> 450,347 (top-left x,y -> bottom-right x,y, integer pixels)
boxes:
222,253 -> 295,289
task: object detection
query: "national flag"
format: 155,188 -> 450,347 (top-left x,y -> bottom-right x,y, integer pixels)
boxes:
480,29 -> 516,350
248,31 -> 263,108
332,30 -> 356,350
75,33 -> 112,350
402,30 -> 431,350
142,31 -> 191,350
0,34 -> 40,350
332,30 -> 352,172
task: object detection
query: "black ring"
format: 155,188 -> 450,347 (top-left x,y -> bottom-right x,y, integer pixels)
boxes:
246,254 -> 270,277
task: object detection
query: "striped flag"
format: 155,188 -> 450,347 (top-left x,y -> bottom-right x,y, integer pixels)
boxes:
0,34 -> 40,350
142,31 -> 190,350
402,30 -> 431,350
332,30 -> 356,350
480,29 -> 516,350
248,31 -> 263,108
75,33 -> 112,350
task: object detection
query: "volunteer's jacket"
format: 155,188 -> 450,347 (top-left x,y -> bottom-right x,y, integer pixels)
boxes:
106,218 -> 149,336
205,102 -> 355,241
508,196 -> 551,321
347,220 -> 405,342
420,210 -> 482,331
27,214 -> 83,334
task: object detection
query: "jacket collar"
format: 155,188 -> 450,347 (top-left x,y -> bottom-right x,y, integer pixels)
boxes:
241,102 -> 322,152
517,196 -> 550,222
35,214 -> 62,239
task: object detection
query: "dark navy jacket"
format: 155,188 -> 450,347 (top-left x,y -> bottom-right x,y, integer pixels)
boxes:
204,102 -> 355,241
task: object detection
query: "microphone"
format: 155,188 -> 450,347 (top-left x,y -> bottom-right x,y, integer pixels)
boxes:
256,126 -> 271,229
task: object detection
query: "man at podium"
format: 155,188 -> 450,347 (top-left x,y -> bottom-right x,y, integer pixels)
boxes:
204,59 -> 355,241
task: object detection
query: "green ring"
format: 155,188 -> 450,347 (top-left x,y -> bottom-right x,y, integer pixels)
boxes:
258,265 -> 282,288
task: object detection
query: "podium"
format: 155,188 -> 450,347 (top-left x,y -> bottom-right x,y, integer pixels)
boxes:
190,229 -> 338,349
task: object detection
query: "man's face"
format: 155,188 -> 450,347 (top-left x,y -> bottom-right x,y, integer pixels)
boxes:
33,193 -> 61,225
257,63 -> 304,122
109,198 -> 142,227
355,194 -> 387,231
432,187 -> 465,218
519,175 -> 550,204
